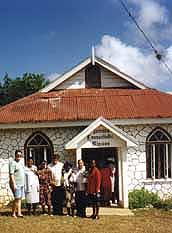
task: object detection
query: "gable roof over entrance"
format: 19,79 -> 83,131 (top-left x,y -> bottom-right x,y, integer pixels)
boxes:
41,56 -> 147,92
65,117 -> 138,149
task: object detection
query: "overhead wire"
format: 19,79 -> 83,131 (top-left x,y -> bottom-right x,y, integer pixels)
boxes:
118,0 -> 172,77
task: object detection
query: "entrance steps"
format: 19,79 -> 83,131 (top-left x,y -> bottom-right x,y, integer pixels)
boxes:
86,207 -> 134,216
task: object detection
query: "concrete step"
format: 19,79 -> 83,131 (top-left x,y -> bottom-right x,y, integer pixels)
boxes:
86,207 -> 134,216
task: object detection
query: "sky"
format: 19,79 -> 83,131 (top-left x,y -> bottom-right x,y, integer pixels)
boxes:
0,0 -> 172,91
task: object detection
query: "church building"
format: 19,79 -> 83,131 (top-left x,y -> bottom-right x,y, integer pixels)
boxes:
0,54 -> 172,208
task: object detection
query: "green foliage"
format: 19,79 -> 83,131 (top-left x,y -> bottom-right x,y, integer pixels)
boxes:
129,188 -> 161,209
0,73 -> 49,106
154,198 -> 172,211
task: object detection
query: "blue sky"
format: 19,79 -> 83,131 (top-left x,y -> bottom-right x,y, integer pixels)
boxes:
0,0 -> 172,91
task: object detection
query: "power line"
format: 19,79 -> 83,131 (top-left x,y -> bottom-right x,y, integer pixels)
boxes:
118,0 -> 156,52
118,0 -> 172,77
162,61 -> 172,76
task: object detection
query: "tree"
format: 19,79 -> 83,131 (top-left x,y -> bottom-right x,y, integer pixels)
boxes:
0,73 -> 49,106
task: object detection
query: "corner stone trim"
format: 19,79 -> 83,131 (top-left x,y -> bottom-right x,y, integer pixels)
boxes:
0,158 -> 13,206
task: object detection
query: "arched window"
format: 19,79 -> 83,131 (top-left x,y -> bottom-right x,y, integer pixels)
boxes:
25,132 -> 53,167
146,128 -> 172,179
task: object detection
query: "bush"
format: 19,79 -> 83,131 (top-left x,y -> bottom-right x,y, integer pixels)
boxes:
154,198 -> 172,210
129,188 -> 161,209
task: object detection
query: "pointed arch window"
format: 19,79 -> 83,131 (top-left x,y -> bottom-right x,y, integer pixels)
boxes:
25,132 -> 53,167
146,128 -> 172,179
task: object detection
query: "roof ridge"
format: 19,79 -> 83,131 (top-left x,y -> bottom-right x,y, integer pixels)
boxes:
37,88 -> 163,97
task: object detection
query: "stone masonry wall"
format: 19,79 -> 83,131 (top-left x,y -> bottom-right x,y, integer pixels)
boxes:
1,124 -> 172,206
120,124 -> 172,199
0,158 -> 14,207
0,126 -> 84,206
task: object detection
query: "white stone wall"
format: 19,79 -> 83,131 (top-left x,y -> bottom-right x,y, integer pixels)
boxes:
1,124 -> 172,205
121,124 -> 172,199
0,126 -> 83,206
0,127 -> 84,159
0,158 -> 14,207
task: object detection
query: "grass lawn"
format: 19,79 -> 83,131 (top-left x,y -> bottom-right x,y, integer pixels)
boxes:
0,208 -> 172,233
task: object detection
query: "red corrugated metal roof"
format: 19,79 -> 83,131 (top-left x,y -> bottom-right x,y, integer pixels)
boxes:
0,88 -> 172,124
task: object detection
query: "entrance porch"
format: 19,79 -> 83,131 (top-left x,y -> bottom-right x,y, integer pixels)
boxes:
65,117 -> 137,208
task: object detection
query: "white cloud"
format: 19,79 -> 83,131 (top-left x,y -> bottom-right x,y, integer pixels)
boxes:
96,35 -> 172,90
126,0 -> 172,44
97,0 -> 172,91
137,1 -> 167,28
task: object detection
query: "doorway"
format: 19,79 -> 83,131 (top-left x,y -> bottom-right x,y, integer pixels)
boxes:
82,147 -> 119,206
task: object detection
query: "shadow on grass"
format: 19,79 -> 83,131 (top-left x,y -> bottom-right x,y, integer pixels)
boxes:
0,208 -> 40,217
0,209 -> 12,216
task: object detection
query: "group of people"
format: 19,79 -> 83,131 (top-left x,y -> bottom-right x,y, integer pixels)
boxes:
9,150 -> 117,220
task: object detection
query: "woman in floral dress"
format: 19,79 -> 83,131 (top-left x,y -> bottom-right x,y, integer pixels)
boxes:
38,160 -> 52,215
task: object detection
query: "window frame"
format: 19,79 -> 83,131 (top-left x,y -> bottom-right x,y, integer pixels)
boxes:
24,131 -> 53,167
146,127 -> 172,180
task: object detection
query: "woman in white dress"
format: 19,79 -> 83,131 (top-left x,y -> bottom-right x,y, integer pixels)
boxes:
25,159 -> 39,215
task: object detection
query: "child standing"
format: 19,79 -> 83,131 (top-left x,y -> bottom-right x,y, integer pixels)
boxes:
63,162 -> 76,217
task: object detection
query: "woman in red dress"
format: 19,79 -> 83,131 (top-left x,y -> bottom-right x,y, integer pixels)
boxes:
100,164 -> 112,206
87,160 -> 101,220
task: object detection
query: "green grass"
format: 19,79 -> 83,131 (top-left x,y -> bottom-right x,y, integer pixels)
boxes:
0,209 -> 172,233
